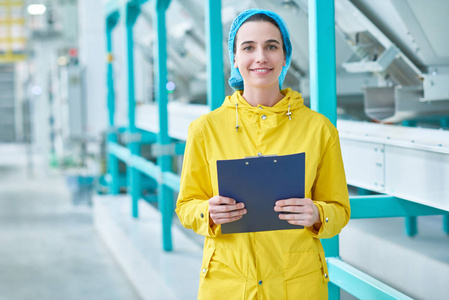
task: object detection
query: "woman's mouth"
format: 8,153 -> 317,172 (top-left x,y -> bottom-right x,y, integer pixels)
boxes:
251,68 -> 272,73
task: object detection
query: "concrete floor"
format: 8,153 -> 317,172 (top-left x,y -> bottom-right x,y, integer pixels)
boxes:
3,143 -> 448,300
0,145 -> 140,300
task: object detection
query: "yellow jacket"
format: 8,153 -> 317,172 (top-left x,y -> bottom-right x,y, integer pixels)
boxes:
176,88 -> 350,300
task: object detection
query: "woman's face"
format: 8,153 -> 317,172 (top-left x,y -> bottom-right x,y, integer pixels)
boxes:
234,20 -> 286,90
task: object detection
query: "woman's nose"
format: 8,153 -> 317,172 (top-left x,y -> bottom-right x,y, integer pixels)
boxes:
256,49 -> 267,63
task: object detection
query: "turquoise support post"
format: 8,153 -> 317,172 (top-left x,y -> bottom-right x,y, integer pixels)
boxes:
205,0 -> 225,110
444,215 -> 449,235
440,117 -> 449,129
154,0 -> 173,251
405,216 -> 418,237
402,120 -> 418,237
125,2 -> 141,218
308,0 -> 339,298
441,118 -> 449,233
106,12 -> 120,195
308,0 -> 337,125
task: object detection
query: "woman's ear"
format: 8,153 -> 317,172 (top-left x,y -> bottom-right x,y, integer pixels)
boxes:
234,57 -> 238,69
283,56 -> 287,67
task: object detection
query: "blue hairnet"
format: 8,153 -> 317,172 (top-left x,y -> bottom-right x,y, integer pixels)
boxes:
228,9 -> 292,90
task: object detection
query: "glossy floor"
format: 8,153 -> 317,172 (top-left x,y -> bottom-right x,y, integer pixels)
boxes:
0,145 -> 140,300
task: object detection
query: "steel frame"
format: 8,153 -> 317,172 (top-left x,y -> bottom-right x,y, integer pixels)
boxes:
104,0 -> 445,298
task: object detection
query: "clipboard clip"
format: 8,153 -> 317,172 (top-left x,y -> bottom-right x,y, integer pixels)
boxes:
245,153 -> 278,159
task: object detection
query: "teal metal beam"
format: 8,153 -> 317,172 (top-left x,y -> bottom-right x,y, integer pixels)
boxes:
205,0 -> 225,110
106,11 -> 120,195
154,0 -> 173,252
308,2 -> 339,298
401,121 -> 418,237
139,130 -> 158,143
130,155 -> 161,179
125,2 -> 142,218
444,215 -> 449,235
105,0 -> 120,18
327,258 -> 413,300
308,0 -> 337,125
405,216 -> 417,237
108,142 -> 131,163
175,142 -> 186,155
108,141 -> 165,181
162,172 -> 180,192
350,195 -> 448,219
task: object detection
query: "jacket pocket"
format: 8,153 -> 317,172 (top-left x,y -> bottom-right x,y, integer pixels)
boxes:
283,252 -> 328,300
199,248 -> 215,278
283,251 -> 322,280
198,248 -> 248,300
318,251 -> 330,283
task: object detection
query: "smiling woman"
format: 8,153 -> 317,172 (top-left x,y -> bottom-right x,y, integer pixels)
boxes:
233,20 -> 287,106
176,8 -> 350,300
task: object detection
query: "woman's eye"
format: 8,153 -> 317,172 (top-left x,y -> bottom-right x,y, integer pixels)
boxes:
267,45 -> 278,50
243,46 -> 253,51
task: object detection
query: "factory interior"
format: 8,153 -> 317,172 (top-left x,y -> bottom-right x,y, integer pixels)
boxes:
0,0 -> 448,299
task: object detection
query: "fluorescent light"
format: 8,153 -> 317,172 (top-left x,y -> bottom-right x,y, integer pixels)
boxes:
57,56 -> 69,66
27,4 -> 46,15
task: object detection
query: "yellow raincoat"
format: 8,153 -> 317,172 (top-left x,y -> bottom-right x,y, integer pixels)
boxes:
176,88 -> 350,300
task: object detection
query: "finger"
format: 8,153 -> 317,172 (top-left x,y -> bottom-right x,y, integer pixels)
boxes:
279,213 -> 302,221
279,211 -> 314,220
274,205 -> 305,213
210,196 -> 237,206
213,215 -> 243,225
212,209 -> 247,220
287,220 -> 310,226
213,202 -> 245,213
275,198 -> 306,207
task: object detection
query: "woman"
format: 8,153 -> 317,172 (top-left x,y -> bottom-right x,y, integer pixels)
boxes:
176,8 -> 350,300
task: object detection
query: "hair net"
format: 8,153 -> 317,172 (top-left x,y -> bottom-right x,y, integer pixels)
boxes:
228,9 -> 292,90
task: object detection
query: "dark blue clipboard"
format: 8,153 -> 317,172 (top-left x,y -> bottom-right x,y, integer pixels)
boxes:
217,153 -> 305,234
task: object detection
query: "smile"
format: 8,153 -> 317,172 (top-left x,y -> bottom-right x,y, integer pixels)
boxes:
251,68 -> 273,73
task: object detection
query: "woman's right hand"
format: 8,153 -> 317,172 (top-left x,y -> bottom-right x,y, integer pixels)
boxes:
208,196 -> 247,225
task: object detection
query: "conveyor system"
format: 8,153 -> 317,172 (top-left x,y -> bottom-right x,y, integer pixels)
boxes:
136,103 -> 449,212
338,120 -> 449,211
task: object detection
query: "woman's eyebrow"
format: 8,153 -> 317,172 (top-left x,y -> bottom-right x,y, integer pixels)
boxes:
265,39 -> 281,44
240,41 -> 254,46
240,39 -> 281,47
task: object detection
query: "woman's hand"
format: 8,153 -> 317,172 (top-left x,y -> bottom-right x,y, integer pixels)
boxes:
274,198 -> 321,227
208,196 -> 247,225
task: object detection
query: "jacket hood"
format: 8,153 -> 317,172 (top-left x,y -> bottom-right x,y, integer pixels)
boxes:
222,88 -> 305,131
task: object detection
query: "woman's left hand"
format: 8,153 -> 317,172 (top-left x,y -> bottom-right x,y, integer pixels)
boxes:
274,198 -> 321,227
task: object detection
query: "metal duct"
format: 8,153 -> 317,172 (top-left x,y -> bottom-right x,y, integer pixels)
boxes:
364,85 -> 449,123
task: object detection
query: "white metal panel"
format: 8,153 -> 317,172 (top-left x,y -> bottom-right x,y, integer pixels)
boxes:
338,120 -> 449,211
341,139 -> 385,192
136,102 -> 209,141
384,145 -> 449,211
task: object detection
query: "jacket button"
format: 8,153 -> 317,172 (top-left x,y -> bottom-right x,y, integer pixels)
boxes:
261,115 -> 267,120
324,273 -> 328,278
258,106 -> 263,109
202,268 -> 207,273
258,280 -> 262,285
325,217 -> 329,223
200,213 -> 204,218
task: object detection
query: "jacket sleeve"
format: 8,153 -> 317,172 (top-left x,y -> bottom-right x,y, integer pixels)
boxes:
307,130 -> 351,239
175,120 -> 220,237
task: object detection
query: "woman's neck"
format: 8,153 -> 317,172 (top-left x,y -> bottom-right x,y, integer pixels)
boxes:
242,86 -> 284,107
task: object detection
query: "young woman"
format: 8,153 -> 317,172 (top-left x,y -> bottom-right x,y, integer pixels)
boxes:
176,9 -> 350,300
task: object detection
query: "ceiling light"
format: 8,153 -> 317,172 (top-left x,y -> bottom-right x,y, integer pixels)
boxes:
27,4 -> 47,15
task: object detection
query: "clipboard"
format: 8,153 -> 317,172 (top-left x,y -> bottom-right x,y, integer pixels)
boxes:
217,152 -> 305,234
